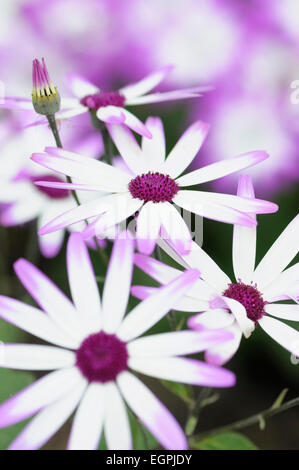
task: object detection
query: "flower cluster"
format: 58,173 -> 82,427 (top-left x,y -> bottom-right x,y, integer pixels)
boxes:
0,57 -> 297,451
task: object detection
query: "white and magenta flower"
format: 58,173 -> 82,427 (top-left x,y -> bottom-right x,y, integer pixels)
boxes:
32,118 -> 278,255
2,64 -> 207,138
133,175 -> 299,365
0,233 -> 235,450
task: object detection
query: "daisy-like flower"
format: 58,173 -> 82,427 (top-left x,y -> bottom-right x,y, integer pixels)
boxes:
133,175 -> 299,366
1,64 -> 208,138
0,233 -> 235,450
32,118 -> 278,255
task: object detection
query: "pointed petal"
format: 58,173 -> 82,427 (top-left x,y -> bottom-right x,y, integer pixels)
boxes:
125,90 -> 202,106
163,121 -> 210,178
67,234 -> 102,335
205,324 -> 242,366
0,368 -> 83,428
220,297 -> 255,339
104,382 -> 132,450
14,259 -> 83,341
119,65 -> 174,99
117,269 -> 200,342
117,371 -> 187,450
233,175 -> 257,283
128,329 -> 234,357
96,105 -> 126,124
102,236 -> 134,333
67,383 -> 104,450
9,380 -> 86,450
131,286 -> 208,312
0,296 -> 78,349
141,117 -> 166,170
68,74 -> 99,99
187,309 -> 235,331
259,315 -> 299,355
253,215 -> 299,290
129,356 -> 236,387
32,147 -> 130,190
159,202 -> 192,255
136,202 -> 161,255
107,123 -> 148,174
0,344 -> 75,370
175,151 -> 269,186
265,303 -> 299,321
174,191 -> 257,228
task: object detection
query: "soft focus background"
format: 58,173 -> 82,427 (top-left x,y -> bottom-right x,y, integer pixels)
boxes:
0,0 -> 298,450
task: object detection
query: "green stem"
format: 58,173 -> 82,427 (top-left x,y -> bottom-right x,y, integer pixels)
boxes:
46,114 -> 81,207
190,395 -> 299,444
185,387 -> 213,437
46,114 -> 108,265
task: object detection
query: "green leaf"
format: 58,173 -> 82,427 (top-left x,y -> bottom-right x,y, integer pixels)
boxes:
128,410 -> 158,450
195,432 -> 258,450
0,369 -> 35,450
161,380 -> 192,405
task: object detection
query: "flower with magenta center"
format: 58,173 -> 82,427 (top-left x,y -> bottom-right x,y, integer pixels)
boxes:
133,175 -> 299,366
3,65 -> 209,138
32,117 -> 278,256
0,233 -> 236,450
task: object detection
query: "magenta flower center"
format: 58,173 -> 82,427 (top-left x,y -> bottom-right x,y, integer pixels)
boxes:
76,331 -> 129,383
32,175 -> 70,199
129,172 -> 180,203
223,282 -> 266,325
80,91 -> 125,110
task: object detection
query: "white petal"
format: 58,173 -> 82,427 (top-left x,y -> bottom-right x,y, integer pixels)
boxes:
259,315 -> 299,355
9,380 -> 86,450
68,383 -> 105,450
32,147 -> 130,190
205,324 -> 242,366
221,297 -> 255,339
117,269 -> 199,342
264,303 -> 299,321
82,193 -> 143,238
134,253 -> 183,284
104,382 -> 132,450
0,296 -> 78,349
142,117 -> 166,170
129,356 -> 235,387
117,371 -> 187,450
14,258 -> 83,341
264,263 -> 299,301
233,175 -> 257,283
0,344 -> 75,370
102,236 -> 134,333
67,234 -> 102,335
175,150 -> 269,186
107,123 -> 148,174
131,285 -> 208,312
253,214 -> 299,290
68,74 -> 99,99
119,66 -> 173,99
128,329 -> 234,357
159,202 -> 192,255
171,240 -> 231,292
136,202 -> 161,255
0,368 -> 83,428
187,309 -> 235,331
97,105 -> 126,124
163,121 -> 209,178
116,108 -> 153,138
174,191 -> 256,228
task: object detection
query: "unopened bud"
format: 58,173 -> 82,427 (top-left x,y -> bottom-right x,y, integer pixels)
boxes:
32,58 -> 60,115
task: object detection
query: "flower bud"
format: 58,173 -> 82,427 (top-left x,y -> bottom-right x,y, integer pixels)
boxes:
32,58 -> 60,115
